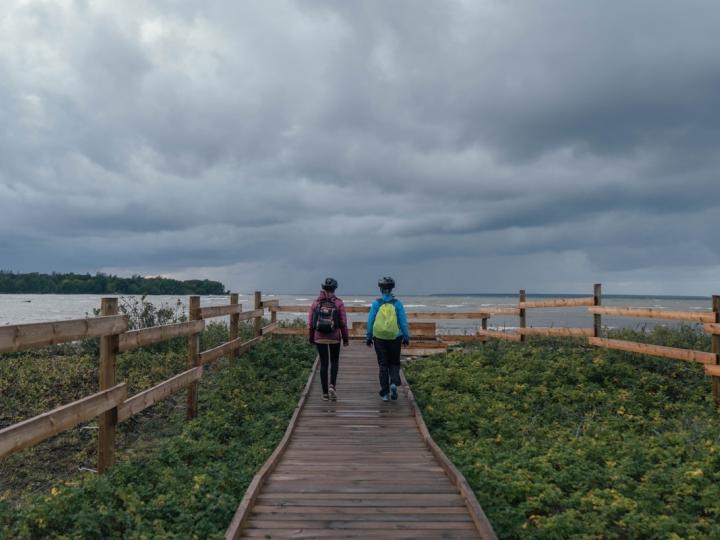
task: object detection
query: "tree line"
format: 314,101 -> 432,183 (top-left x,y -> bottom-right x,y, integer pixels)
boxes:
0,272 -> 227,295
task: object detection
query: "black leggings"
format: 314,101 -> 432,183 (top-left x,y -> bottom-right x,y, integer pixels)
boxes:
316,343 -> 340,394
373,337 -> 402,396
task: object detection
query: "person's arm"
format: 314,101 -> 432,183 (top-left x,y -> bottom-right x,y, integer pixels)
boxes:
338,300 -> 349,345
366,301 -> 379,342
395,300 -> 410,343
307,302 -> 316,343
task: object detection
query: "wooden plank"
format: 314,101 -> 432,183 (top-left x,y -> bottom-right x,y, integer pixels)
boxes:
200,336 -> 262,365
517,327 -> 593,337
401,370 -> 497,540
705,323 -> 720,335
519,297 -> 595,309
477,329 -> 521,342
588,337 -> 716,364
230,294 -> 240,359
262,321 -> 280,335
98,298 -> 119,474
711,296 -> 720,404
260,299 -> 280,308
271,305 -> 371,314
589,306 -> 715,323
226,357 -> 319,540
118,320 -> 205,352
405,312 -> 489,320
238,308 -> 265,322
187,296 -> 201,420
705,365 -> 720,377
117,367 -> 203,422
483,307 -> 520,316
198,304 -> 244,319
438,335 -> 488,343
402,348 -> 449,357
593,284 -> 602,338
0,315 -> 128,353
241,529 -> 479,539
273,328 -> 306,336
518,290 -> 526,343
254,292 -> 263,338
0,384 -> 127,459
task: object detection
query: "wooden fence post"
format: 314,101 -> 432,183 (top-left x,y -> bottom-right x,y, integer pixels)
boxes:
518,290 -> 526,342
229,293 -> 240,358
187,296 -> 201,419
712,295 -> 720,405
98,297 -> 119,473
254,291 -> 262,338
593,283 -> 602,338
481,316 -> 488,345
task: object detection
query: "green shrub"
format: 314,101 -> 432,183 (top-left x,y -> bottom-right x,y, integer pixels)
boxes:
0,332 -> 314,538
405,327 -> 720,539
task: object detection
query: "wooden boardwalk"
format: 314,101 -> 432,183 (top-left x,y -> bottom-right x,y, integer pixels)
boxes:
228,342 -> 495,539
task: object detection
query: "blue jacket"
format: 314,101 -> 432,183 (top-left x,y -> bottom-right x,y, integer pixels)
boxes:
367,293 -> 410,341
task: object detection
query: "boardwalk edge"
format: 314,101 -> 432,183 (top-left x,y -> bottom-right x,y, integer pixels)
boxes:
225,356 -> 319,540
400,369 -> 498,540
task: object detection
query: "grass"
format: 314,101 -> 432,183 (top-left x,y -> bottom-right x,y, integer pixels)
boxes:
404,326 -> 720,539
0,322 -> 315,539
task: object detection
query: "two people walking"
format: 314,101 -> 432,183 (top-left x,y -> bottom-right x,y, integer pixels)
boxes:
307,276 -> 410,402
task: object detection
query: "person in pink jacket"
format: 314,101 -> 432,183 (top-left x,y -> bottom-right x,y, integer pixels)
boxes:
307,278 -> 349,401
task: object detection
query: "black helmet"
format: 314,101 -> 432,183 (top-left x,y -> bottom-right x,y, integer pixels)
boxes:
378,276 -> 395,291
322,277 -> 338,291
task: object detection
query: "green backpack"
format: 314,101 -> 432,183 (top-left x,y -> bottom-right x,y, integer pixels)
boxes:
373,299 -> 399,340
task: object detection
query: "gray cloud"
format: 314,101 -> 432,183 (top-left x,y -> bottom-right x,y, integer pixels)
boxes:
1,0 -> 719,296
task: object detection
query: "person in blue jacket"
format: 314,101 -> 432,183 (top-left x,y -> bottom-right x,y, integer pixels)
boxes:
366,276 -> 410,401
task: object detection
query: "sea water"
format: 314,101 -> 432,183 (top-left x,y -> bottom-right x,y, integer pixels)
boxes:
0,293 -> 713,334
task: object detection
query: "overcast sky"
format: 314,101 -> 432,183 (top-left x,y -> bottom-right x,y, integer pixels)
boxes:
1,1 -> 719,296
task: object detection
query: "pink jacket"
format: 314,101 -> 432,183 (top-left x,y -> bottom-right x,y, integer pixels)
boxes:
307,291 -> 349,344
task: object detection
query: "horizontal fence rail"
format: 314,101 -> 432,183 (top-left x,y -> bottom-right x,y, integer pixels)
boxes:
518,297 -> 595,309
706,323 -> 720,335
0,384 -> 127,459
119,320 -> 206,352
198,304 -> 244,319
0,316 -> 128,353
200,336 -> 263,365
118,367 -> 203,423
589,306 -> 715,324
0,291 -> 279,475
588,337 -> 717,365
517,327 -> 594,337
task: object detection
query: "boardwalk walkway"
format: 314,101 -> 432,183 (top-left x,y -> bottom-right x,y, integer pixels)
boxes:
229,342 -> 495,539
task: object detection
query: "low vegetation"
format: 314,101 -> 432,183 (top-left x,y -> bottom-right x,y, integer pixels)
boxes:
0,302 -> 315,538
405,326 -> 720,539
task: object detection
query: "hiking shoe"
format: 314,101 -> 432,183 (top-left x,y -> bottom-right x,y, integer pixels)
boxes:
329,385 -> 337,401
390,383 -> 398,401
322,393 -> 329,401
380,393 -> 389,402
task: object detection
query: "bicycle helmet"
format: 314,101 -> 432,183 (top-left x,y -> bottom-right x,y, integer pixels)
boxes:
378,276 -> 395,291
322,277 -> 338,291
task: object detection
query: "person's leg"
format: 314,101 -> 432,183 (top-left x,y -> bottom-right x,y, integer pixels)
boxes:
373,338 -> 391,397
317,344 -> 330,396
328,343 -> 340,400
329,343 -> 341,387
388,337 -> 402,399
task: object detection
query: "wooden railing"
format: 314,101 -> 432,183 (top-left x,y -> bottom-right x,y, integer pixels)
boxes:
0,292 -> 278,473
270,284 -> 720,403
3,285 -> 719,476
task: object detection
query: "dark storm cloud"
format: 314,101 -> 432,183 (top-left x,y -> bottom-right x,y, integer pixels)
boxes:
1,0 -> 719,295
